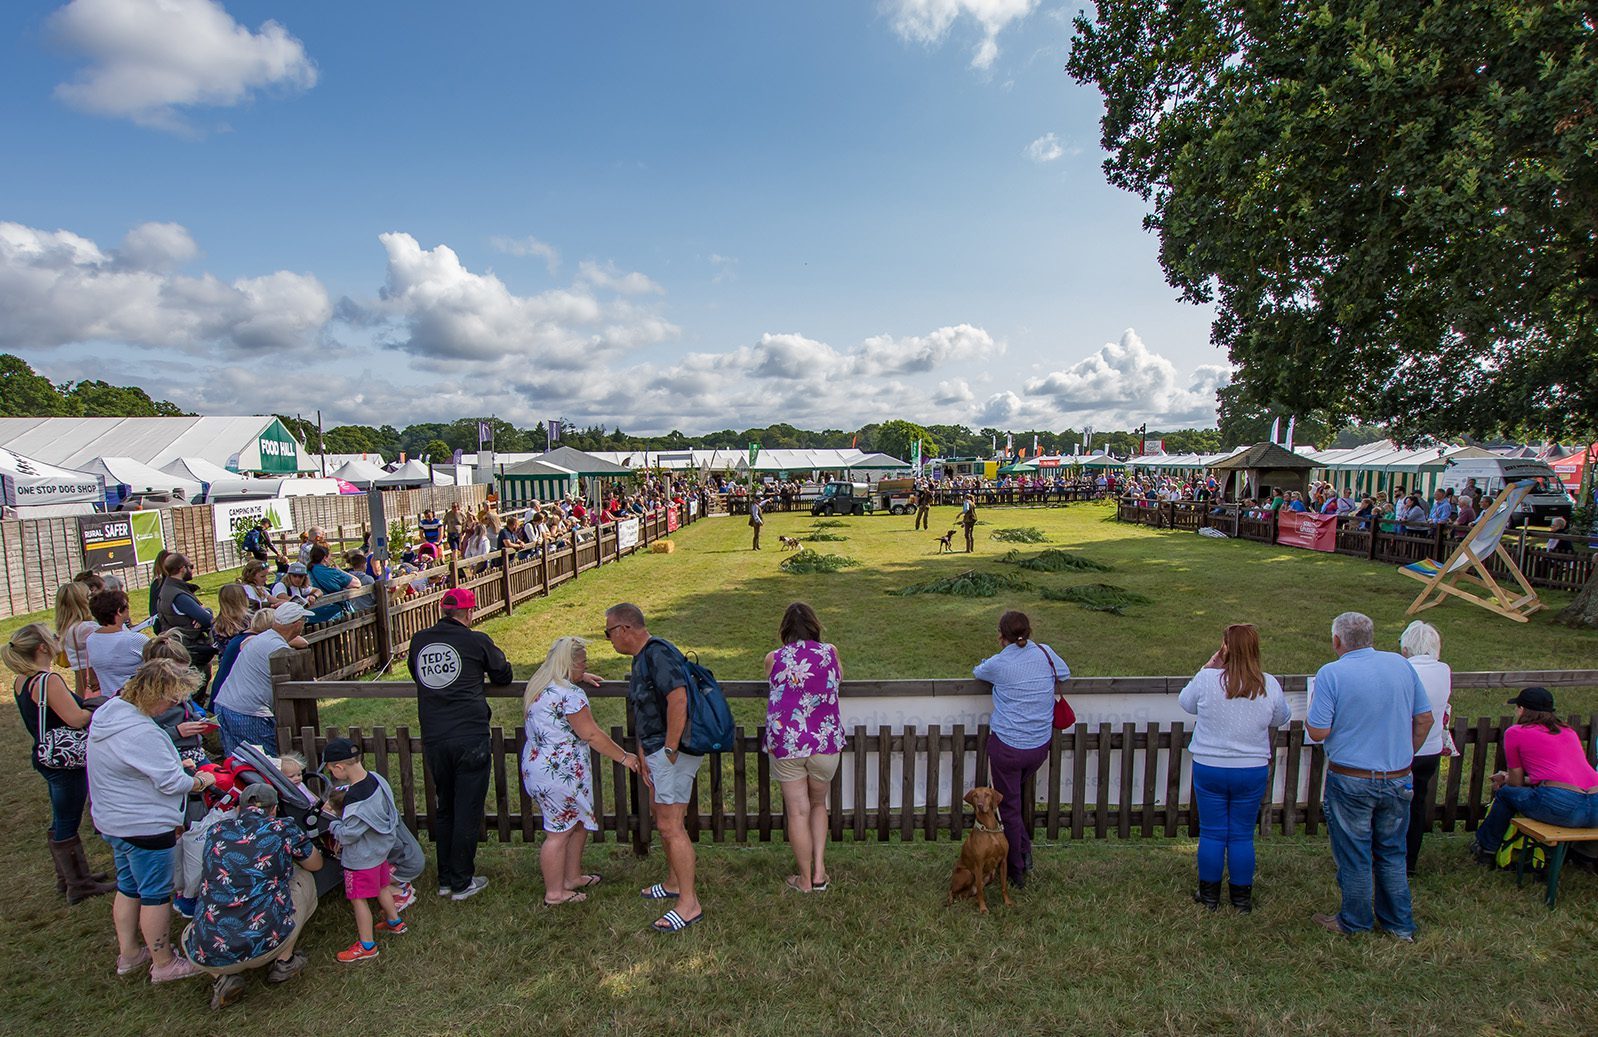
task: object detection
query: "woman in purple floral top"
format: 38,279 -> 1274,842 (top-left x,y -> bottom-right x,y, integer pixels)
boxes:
765,602 -> 845,893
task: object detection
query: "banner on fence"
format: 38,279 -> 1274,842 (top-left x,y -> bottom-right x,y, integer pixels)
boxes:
212,498 -> 295,542
129,510 -> 163,563
79,514 -> 137,570
666,506 -> 679,532
616,518 -> 640,552
1276,511 -> 1337,552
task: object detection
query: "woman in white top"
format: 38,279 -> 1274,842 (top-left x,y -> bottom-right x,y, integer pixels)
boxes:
85,589 -> 150,696
1400,620 -> 1451,875
240,561 -> 286,611
1178,623 -> 1289,913
54,582 -> 100,696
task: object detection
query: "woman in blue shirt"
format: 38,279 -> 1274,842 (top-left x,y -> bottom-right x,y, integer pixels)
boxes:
972,610 -> 1069,889
305,544 -> 352,624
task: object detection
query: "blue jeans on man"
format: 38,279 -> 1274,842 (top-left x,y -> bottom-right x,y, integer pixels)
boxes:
1474,785 -> 1598,855
1323,772 -> 1415,937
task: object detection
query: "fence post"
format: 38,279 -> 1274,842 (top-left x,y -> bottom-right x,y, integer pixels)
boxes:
270,649 -> 318,747
500,546 -> 513,617
570,534 -> 580,575
373,575 -> 393,665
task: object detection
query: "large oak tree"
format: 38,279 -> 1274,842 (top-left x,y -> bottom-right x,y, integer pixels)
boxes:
1068,0 -> 1598,623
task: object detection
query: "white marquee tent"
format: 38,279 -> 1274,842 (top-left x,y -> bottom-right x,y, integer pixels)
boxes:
0,447 -> 103,517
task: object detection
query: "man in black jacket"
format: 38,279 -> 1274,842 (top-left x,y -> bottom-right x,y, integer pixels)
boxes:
407,587 -> 513,901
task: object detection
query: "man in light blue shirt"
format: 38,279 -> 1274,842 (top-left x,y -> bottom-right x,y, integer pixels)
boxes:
1427,490 -> 1454,525
1306,612 -> 1433,941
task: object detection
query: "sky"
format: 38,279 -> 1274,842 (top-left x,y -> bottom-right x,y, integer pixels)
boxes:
0,0 -> 1226,435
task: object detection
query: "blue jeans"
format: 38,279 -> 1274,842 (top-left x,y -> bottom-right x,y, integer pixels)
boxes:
1192,762 -> 1269,885
1474,785 -> 1598,854
37,765 -> 88,841
1323,772 -> 1415,936
217,705 -> 279,758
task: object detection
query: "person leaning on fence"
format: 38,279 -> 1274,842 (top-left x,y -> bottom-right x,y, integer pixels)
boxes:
6,623 -> 116,905
1179,623 -> 1289,913
1398,621 -> 1453,876
407,587 -> 513,901
1469,687 -> 1598,864
156,553 -> 218,702
182,782 -> 322,1009
1306,612 -> 1431,942
211,602 -> 309,757
766,602 -> 846,893
88,658 -> 219,983
521,636 -> 638,905
306,544 -> 354,624
604,602 -> 705,933
972,610 -> 1068,890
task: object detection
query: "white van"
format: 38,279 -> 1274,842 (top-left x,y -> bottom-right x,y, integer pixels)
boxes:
1437,457 -> 1572,524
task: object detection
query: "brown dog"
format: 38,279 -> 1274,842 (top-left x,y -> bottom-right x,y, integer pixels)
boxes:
947,786 -> 1013,913
935,530 -> 956,553
779,536 -> 803,551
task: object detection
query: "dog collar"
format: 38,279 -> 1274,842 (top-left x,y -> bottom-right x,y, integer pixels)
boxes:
973,820 -> 1004,833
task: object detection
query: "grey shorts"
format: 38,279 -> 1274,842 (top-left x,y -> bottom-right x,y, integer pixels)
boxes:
645,748 -> 703,806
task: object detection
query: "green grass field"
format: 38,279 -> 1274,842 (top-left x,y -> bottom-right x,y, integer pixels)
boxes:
3,502 -> 1596,1035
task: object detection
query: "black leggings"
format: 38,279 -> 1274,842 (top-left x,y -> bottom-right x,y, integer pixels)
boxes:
1407,753 -> 1441,873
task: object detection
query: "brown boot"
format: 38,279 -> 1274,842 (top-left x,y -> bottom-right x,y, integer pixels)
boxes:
50,836 -> 116,905
49,836 -> 67,894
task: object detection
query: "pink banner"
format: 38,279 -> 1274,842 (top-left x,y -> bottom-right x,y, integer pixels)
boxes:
1275,511 -> 1337,552
666,506 -> 679,532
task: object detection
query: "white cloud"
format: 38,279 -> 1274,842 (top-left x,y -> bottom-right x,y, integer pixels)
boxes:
364,233 -> 677,367
885,0 -> 1038,70
489,234 -> 560,274
49,0 -> 316,132
1022,328 -> 1229,427
709,253 -> 739,283
0,220 -> 329,353
934,378 -> 974,404
575,259 -> 664,296
1025,132 -> 1063,163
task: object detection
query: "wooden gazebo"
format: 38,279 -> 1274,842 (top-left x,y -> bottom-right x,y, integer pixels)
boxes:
1210,442 -> 1317,502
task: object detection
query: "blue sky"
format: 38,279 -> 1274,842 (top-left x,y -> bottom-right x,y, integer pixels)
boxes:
0,0 -> 1224,434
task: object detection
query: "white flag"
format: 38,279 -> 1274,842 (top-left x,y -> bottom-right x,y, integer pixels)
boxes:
1269,417 -> 1281,444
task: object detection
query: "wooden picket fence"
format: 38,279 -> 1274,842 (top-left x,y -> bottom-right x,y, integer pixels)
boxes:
1116,497 -> 1594,593
269,670 -> 1598,851
295,506 -> 697,681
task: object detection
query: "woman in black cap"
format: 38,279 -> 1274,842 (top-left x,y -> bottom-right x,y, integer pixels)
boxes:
1470,687 -> 1598,861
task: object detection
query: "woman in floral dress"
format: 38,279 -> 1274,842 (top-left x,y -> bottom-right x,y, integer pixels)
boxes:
521,637 -> 638,905
765,602 -> 846,893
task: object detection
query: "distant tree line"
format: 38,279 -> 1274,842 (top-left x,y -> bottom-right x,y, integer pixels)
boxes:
1,354 -> 189,418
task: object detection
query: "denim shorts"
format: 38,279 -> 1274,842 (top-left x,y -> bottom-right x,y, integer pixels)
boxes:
645,748 -> 703,805
107,836 -> 175,906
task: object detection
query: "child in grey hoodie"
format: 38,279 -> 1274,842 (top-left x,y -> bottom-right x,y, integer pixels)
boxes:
323,737 -> 408,963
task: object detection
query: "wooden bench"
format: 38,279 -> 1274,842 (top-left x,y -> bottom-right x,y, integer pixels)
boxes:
1509,817 -> 1598,907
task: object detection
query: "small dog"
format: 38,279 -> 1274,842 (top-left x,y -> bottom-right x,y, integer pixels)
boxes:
948,787 -> 1012,914
935,530 -> 956,553
779,536 -> 803,551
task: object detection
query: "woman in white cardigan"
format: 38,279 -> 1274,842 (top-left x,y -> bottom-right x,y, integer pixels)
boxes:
1179,623 -> 1289,913
1400,620 -> 1451,875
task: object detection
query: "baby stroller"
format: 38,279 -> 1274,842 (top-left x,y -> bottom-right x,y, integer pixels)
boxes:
195,743 -> 345,898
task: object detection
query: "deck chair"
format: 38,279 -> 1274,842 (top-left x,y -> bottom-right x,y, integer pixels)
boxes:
1400,482 -> 1542,622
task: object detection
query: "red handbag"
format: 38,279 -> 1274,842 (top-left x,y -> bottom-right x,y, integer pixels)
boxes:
1041,644 -> 1076,730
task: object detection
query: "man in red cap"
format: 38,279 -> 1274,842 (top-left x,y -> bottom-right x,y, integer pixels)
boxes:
405,587 -> 513,900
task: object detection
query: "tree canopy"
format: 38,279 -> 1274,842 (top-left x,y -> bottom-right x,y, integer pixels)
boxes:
0,355 -> 187,418
1067,0 -> 1597,442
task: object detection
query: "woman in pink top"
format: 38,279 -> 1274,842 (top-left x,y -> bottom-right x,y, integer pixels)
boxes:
1471,686 -> 1598,860
765,602 -> 845,893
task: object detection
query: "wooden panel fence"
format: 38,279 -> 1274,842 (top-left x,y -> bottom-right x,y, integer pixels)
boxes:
270,670 -> 1598,852
1117,498 -> 1594,593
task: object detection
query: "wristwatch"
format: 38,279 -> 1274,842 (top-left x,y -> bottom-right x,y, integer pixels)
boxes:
665,747 -> 679,762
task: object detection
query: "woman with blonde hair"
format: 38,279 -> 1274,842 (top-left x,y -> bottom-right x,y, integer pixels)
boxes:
213,584 -> 251,644
54,581 -> 99,695
239,561 -> 283,610
88,658 -> 217,982
6,623 -> 114,903
1179,623 -> 1290,912
520,636 -> 637,905
1400,620 -> 1452,875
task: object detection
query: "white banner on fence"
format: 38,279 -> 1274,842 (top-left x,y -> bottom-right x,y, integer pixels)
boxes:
616,518 -> 640,552
212,498 -> 295,542
837,691 -> 1313,811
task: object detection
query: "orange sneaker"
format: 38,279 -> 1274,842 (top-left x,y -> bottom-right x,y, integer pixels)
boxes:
336,942 -> 379,963
375,917 -> 408,935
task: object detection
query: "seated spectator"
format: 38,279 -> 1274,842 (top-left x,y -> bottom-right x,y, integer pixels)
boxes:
342,551 -> 377,612
241,561 -> 284,611
1545,517 -> 1570,553
1471,687 -> 1598,863
1454,494 -> 1478,527
1399,494 -> 1429,530
272,563 -> 317,606
86,589 -> 150,697
306,545 -> 353,624
211,603 -> 309,757
182,783 -> 322,1009
1428,489 -> 1455,525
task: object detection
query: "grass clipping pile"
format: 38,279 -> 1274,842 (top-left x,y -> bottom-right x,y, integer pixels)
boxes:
1042,583 -> 1153,615
989,527 -> 1048,543
1000,549 -> 1113,573
893,569 -> 1032,598
780,552 -> 861,574
805,532 -> 850,541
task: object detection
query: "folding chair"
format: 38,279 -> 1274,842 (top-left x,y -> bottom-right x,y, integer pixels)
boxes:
1400,482 -> 1542,622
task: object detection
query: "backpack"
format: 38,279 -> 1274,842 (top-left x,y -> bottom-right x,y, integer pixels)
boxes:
646,637 -> 735,755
